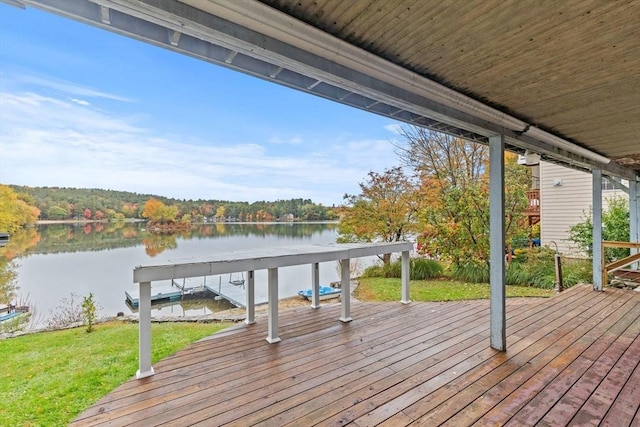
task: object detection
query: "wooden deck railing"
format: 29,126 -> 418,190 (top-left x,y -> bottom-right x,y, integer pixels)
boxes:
131,242 -> 413,379
525,189 -> 540,214
602,241 -> 640,287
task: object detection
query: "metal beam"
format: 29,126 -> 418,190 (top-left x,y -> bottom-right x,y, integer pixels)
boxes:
592,168 -> 603,291
489,134 -> 506,351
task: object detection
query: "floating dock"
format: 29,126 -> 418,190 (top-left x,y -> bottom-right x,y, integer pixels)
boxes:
125,280 -> 210,308
125,278 -> 268,309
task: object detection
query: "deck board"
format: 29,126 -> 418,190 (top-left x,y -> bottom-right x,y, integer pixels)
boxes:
71,285 -> 640,426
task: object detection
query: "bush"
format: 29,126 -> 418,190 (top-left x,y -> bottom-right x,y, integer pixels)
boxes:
410,258 -> 444,280
507,248 -> 591,289
450,261 -> 489,283
362,249 -> 592,290
569,196 -> 629,261
361,258 -> 444,280
562,258 -> 592,287
362,265 -> 385,278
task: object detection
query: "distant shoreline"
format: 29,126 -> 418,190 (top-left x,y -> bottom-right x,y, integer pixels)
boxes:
34,219 -> 338,225
35,219 -> 145,225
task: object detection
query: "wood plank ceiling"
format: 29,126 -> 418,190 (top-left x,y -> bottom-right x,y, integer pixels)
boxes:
259,0 -> 640,172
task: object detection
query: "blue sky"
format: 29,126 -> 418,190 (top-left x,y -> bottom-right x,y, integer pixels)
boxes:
0,4 -> 404,206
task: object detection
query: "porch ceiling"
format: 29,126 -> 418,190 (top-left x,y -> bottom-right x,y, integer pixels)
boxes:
258,0 -> 640,173
10,0 -> 640,179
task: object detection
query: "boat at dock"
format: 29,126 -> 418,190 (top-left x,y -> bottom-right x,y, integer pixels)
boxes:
0,304 -> 29,323
297,286 -> 341,301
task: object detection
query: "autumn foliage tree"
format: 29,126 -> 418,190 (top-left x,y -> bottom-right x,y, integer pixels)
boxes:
338,167 -> 420,264
0,185 -> 40,233
395,126 -> 530,269
141,198 -> 179,225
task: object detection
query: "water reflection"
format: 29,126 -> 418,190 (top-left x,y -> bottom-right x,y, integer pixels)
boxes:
7,222 -> 338,329
14,221 -> 337,256
142,234 -> 178,257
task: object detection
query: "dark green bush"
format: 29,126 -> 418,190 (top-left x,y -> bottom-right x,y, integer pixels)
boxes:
449,261 -> 489,283
562,258 -> 592,287
362,249 -> 592,290
362,258 -> 444,280
410,258 -> 444,280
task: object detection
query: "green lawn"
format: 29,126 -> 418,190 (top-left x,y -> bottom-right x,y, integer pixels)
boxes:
0,321 -> 232,426
356,277 -> 555,301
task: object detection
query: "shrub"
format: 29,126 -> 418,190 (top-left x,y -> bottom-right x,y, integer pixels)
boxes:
507,248 -> 590,289
410,258 -> 444,280
361,258 -> 444,280
82,293 -> 98,333
450,261 -> 489,283
562,258 -> 592,287
569,196 -> 629,261
362,265 -> 385,278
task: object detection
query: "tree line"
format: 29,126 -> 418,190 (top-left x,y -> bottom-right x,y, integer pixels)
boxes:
6,185 -> 338,223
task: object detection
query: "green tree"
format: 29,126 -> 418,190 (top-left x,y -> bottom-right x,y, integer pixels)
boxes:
46,205 -> 69,220
338,167 -> 420,264
569,196 -> 629,261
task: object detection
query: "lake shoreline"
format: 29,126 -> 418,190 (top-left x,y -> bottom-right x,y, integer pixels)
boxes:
0,292 -> 346,339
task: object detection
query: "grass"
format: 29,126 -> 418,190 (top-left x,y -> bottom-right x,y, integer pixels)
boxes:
355,277 -> 555,302
0,321 -> 232,426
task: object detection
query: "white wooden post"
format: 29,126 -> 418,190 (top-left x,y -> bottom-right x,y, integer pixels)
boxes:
592,168 -> 603,290
245,270 -> 255,325
401,250 -> 411,304
489,134 -> 506,351
630,178 -> 639,269
340,258 -> 352,322
266,268 -> 280,343
311,262 -> 320,309
136,281 -> 155,379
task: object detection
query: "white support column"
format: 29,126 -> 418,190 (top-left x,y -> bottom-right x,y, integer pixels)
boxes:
311,262 -> 320,309
592,168 -> 603,291
245,270 -> 255,325
401,251 -> 411,304
630,178 -> 639,269
489,134 -> 506,351
266,268 -> 280,343
136,281 -> 154,379
340,258 -> 352,322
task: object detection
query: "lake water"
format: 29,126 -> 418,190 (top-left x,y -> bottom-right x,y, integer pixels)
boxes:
3,222 -> 355,328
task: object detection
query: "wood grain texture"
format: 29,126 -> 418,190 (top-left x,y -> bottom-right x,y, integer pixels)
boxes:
71,285 -> 640,426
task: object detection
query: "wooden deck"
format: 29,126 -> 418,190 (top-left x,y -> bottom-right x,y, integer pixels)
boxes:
72,284 -> 640,426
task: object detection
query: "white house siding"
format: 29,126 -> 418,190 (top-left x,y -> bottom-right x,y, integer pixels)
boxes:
539,161 -> 626,256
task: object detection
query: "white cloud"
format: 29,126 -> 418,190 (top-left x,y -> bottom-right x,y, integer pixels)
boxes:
384,123 -> 404,135
70,98 -> 91,106
0,90 -> 399,205
16,75 -> 135,103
